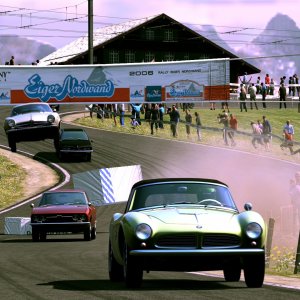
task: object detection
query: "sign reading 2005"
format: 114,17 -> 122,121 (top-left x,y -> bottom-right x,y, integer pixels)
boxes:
24,74 -> 115,102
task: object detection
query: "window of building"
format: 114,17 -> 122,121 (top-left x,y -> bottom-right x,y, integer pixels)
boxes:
109,50 -> 120,63
125,50 -> 135,63
145,51 -> 155,62
164,51 -> 175,61
145,29 -> 155,40
164,29 -> 174,41
183,52 -> 189,60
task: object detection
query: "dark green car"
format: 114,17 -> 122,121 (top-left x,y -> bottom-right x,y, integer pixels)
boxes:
57,128 -> 93,161
109,178 -> 266,288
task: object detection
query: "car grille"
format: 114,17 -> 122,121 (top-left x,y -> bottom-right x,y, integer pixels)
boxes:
43,215 -> 76,223
155,233 -> 240,249
155,234 -> 197,248
16,121 -> 49,128
202,233 -> 241,247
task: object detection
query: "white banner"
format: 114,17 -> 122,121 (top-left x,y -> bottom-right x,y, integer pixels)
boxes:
0,58 -> 230,105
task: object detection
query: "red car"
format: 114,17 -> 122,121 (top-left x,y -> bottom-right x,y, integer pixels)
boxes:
30,189 -> 97,242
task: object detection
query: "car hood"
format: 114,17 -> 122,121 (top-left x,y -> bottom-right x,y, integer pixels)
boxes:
8,112 -> 54,123
138,207 -> 237,227
32,205 -> 88,214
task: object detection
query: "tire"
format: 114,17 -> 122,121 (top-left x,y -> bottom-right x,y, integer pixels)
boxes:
86,153 -> 92,162
8,137 -> 17,153
32,228 -> 40,242
84,226 -> 92,241
108,240 -> 124,282
40,232 -> 47,241
123,243 -> 143,288
91,226 -> 96,240
243,254 -> 265,288
223,259 -> 241,282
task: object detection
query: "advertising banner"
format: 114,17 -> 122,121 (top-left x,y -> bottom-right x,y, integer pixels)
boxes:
0,58 -> 230,105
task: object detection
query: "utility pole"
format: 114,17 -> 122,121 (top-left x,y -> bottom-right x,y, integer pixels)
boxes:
88,0 -> 94,64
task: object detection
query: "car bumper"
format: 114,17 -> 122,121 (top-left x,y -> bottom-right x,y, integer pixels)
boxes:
129,248 -> 265,271
30,222 -> 91,233
60,149 -> 93,153
7,125 -> 59,141
130,248 -> 265,256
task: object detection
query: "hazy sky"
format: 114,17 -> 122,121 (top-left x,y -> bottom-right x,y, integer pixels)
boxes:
0,0 -> 299,49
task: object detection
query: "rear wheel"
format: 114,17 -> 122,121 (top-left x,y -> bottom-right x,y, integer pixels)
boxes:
243,254 -> 265,288
123,243 -> 143,288
108,240 -> 124,281
86,153 -> 92,162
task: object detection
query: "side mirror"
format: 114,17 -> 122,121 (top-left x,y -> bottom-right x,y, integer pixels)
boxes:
30,203 -> 35,208
244,203 -> 252,211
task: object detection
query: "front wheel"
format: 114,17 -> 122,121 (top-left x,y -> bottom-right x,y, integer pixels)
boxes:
223,259 -> 241,282
243,254 -> 265,288
84,226 -> 91,241
8,137 -> 17,153
123,243 -> 143,288
32,228 -> 40,242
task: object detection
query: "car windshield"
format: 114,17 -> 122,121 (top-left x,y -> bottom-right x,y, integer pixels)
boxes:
11,104 -> 52,116
39,192 -> 88,206
61,130 -> 89,140
129,182 -> 237,211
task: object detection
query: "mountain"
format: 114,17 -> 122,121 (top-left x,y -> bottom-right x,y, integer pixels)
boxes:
0,35 -> 56,65
235,13 -> 300,81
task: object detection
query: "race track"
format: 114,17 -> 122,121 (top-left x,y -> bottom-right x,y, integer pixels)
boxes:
0,105 -> 299,299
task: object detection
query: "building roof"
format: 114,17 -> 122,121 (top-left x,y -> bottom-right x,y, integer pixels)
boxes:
39,13 -> 260,74
39,14 -> 160,66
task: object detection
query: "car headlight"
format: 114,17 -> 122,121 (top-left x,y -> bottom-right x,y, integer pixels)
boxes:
246,222 -> 262,239
7,119 -> 15,128
47,115 -> 55,123
72,214 -> 87,222
136,223 -> 152,240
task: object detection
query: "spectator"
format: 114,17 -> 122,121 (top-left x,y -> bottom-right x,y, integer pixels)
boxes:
260,82 -> 267,109
240,71 -> 252,93
248,83 -> 258,110
239,84 -> 247,112
262,115 -> 272,151
117,103 -> 125,126
169,105 -> 180,137
130,117 -> 139,129
143,104 -> 151,124
185,109 -> 192,138
288,76 -> 295,96
294,74 -> 299,97
278,83 -> 287,109
194,111 -> 202,141
9,56 -> 14,65
218,112 -> 230,146
158,103 -> 165,129
256,76 -> 261,94
280,120 -> 294,154
269,78 -> 275,96
229,114 -> 237,146
149,104 -> 159,135
131,103 -> 143,125
265,73 -> 271,94
250,121 -> 263,149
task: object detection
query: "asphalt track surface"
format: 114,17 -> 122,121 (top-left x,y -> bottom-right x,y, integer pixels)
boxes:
0,105 -> 300,300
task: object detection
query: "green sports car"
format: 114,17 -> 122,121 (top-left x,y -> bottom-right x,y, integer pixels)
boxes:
108,178 -> 266,288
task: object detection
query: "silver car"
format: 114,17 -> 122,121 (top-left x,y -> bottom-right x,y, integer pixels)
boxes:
4,102 -> 61,152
